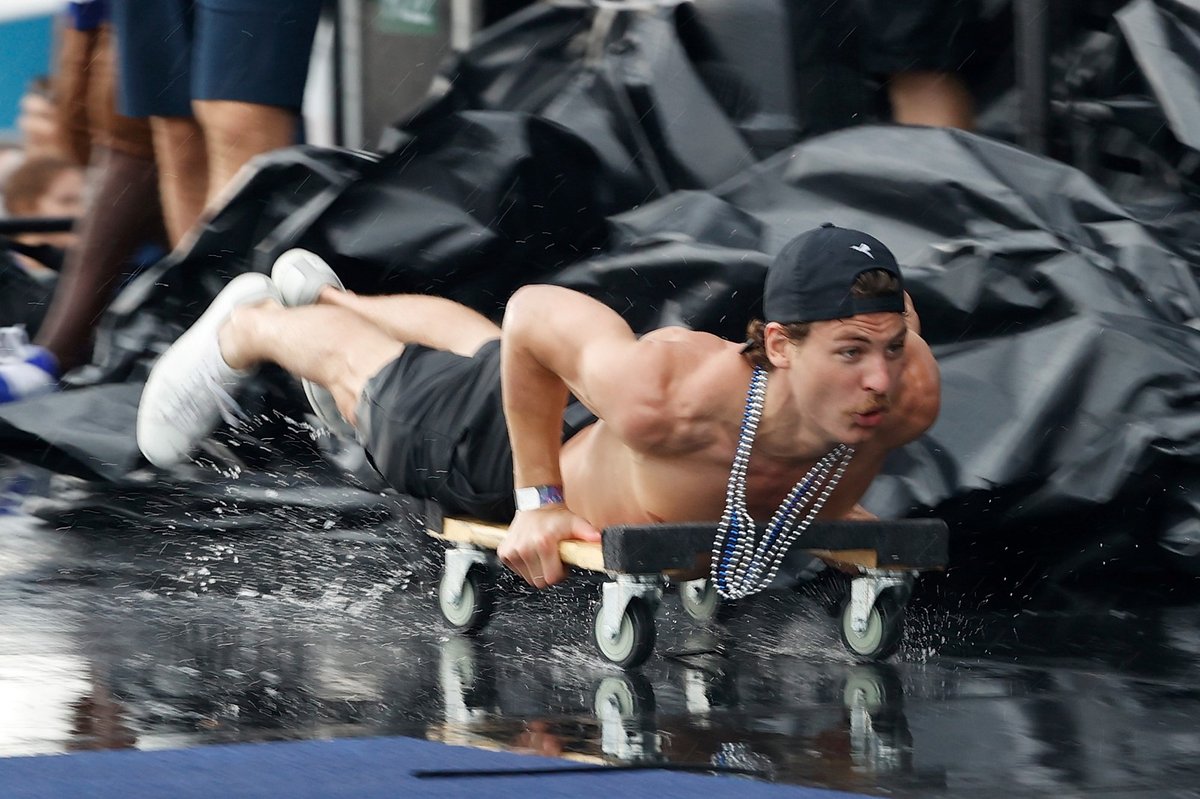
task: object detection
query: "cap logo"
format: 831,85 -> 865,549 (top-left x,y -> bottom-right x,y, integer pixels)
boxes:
850,243 -> 874,258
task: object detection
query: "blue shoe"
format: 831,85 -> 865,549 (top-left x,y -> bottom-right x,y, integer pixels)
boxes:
0,361 -> 57,404
0,326 -> 58,404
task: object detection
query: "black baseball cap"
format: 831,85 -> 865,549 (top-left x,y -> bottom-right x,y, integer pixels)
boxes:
764,223 -> 904,323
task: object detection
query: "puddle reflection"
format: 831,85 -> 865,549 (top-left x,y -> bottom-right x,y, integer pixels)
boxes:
2,460 -> 1200,795
430,626 -> 934,791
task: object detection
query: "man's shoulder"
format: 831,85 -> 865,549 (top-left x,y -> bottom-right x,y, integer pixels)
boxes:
633,328 -> 744,385
639,326 -> 732,352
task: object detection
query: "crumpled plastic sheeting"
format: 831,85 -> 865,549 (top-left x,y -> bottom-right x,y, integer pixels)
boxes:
394,2 -> 757,192
603,124 -> 1200,569
570,125 -> 1200,571
1116,0 -> 1200,153
1,2 -> 1199,575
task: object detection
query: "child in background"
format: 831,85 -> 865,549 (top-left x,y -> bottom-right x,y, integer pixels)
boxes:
0,156 -> 87,403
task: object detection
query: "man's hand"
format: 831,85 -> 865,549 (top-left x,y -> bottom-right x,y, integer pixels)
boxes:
498,507 -> 602,588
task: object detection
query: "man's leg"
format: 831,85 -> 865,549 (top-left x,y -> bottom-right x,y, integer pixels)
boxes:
318,290 -> 501,358
270,249 -> 502,436
149,116 -> 208,247
35,146 -> 163,371
138,273 -> 404,466
219,300 -> 407,427
888,71 -> 974,130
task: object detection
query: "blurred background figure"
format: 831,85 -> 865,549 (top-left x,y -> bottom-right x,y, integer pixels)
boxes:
860,0 -> 977,130
0,143 -> 27,210
1,74 -> 69,212
0,155 -> 86,325
0,153 -> 85,405
110,0 -> 324,246
29,0 -> 166,378
0,1 -> 165,406
15,75 -> 68,160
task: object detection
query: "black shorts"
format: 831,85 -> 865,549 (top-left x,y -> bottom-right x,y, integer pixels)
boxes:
355,339 -> 597,522
858,0 -> 978,75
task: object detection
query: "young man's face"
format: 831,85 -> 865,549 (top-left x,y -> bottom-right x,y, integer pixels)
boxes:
784,312 -> 908,447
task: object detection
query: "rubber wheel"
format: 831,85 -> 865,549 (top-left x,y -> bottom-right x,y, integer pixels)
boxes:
841,665 -> 900,713
680,578 -> 721,621
593,673 -> 656,718
438,566 -> 494,635
839,592 -> 904,661
593,597 -> 656,669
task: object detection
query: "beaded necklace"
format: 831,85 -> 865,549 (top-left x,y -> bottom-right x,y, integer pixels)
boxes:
711,366 -> 854,599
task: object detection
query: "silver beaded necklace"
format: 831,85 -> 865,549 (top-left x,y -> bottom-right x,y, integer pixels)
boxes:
711,366 -> 854,599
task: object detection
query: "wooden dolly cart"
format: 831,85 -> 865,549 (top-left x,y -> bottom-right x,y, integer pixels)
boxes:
428,506 -> 948,669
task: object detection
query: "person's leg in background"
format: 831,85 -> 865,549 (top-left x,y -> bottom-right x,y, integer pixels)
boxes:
34,18 -> 167,373
859,0 -> 977,130
192,100 -> 292,208
148,116 -> 208,248
887,72 -> 974,130
110,0 -> 208,247
186,0 -> 324,232
53,18 -> 95,169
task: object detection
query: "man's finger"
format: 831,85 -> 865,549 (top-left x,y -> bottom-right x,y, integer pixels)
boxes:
538,542 -> 566,585
572,522 -> 602,543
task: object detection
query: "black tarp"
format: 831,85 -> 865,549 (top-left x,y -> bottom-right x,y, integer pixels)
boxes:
1,0 -> 1199,578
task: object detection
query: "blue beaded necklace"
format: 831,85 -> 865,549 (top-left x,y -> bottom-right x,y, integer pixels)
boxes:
711,366 -> 854,599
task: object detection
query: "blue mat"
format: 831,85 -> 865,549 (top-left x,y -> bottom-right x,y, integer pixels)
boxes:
1,736 -> 867,798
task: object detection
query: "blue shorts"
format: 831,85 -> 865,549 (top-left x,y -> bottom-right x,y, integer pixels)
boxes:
111,0 -> 322,118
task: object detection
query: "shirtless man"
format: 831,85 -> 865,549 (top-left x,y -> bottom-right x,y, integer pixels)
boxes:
136,223 -> 940,589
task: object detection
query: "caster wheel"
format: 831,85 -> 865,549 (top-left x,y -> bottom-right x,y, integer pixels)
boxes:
839,592 -> 904,661
594,597 -> 656,668
439,566 -> 494,634
680,578 -> 721,621
842,664 -> 901,713
594,674 -> 656,718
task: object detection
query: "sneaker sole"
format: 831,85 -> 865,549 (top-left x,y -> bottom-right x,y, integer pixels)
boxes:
272,248 -> 345,307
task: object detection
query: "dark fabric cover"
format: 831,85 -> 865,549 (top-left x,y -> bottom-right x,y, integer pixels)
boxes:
0,254 -> 54,335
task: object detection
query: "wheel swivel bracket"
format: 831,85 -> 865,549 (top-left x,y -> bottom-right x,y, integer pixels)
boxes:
599,574 -> 663,641
848,570 -> 915,634
444,546 -> 489,604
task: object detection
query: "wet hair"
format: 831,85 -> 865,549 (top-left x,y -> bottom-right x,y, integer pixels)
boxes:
742,268 -> 903,369
4,156 -> 79,216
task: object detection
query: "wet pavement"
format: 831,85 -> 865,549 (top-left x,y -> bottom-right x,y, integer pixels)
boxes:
2,459 -> 1199,798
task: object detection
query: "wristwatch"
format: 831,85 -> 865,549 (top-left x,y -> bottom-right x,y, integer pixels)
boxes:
514,484 -> 565,511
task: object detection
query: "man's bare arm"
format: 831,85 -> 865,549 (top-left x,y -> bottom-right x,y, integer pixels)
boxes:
497,285 -> 681,587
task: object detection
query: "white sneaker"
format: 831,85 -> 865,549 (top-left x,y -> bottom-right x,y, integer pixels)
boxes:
270,249 -> 357,440
136,272 -> 280,468
271,248 -> 344,306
